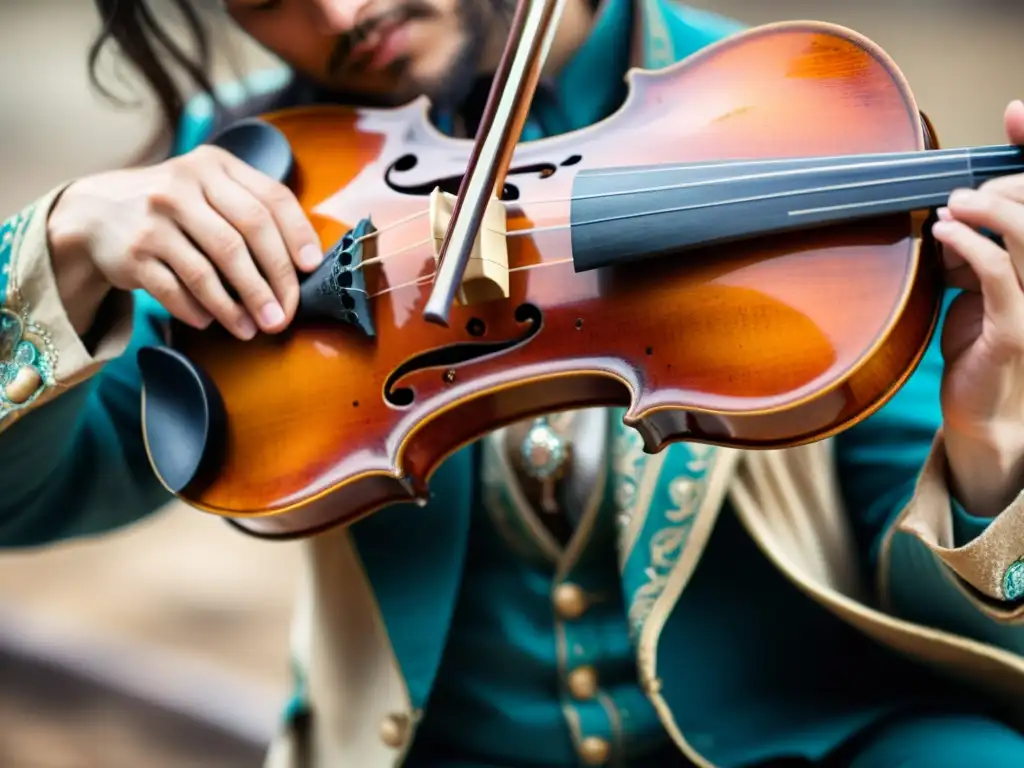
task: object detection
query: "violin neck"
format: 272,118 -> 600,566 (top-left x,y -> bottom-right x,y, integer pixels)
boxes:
569,144 -> 1024,273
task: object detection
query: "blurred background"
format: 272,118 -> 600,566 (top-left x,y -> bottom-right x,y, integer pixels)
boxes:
0,0 -> 1021,766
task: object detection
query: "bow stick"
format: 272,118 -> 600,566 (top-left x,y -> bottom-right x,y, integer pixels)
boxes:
422,0 -> 569,326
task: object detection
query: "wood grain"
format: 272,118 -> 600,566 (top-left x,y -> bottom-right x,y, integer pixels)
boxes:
151,22 -> 944,536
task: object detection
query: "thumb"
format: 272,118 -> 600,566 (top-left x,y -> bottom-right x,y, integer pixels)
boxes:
1005,99 -> 1024,145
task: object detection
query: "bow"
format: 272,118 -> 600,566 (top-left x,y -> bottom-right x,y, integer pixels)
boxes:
423,0 -> 569,325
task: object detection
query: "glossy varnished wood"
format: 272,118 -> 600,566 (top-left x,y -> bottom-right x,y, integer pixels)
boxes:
152,21 -> 944,536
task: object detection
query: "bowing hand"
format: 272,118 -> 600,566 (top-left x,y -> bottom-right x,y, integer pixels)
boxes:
931,99 -> 1024,516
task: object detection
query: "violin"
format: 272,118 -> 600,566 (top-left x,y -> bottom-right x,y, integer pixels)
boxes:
137,16 -> 1024,539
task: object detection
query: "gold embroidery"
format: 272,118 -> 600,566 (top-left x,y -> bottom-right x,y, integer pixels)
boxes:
626,447 -> 717,638
612,413 -> 648,529
686,444 -> 715,473
612,413 -> 670,567
0,206 -> 58,422
635,449 -> 742,768
665,477 -> 699,523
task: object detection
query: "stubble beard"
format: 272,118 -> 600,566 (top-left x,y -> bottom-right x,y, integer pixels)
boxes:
315,0 -> 514,115
413,0 -> 498,113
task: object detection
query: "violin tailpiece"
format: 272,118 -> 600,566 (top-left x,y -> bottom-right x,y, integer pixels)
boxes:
296,218 -> 377,337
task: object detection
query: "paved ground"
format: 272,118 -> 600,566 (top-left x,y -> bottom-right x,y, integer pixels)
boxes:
0,3 -> 295,763
0,1 -> 1022,766
0,644 -> 264,768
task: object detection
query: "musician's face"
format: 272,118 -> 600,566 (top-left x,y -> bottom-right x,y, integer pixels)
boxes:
225,0 -> 512,108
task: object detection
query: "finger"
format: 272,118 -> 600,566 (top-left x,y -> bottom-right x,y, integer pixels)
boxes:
152,219 -> 258,340
218,152 -> 324,273
941,251 -> 981,292
136,259 -> 215,331
201,170 -> 299,327
934,207 -> 977,289
1005,99 -> 1024,146
169,192 -> 284,334
947,188 -> 1024,286
947,189 -> 1024,243
931,218 -> 1024,327
978,173 -> 1024,205
940,290 -> 983,365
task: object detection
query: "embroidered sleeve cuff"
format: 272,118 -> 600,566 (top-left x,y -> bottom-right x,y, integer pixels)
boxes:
0,186 -> 134,425
894,430 -> 1024,606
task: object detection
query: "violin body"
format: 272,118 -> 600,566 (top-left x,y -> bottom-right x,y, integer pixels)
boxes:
140,21 -> 945,538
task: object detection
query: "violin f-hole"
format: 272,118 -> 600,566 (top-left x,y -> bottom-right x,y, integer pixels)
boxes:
383,303 -> 543,407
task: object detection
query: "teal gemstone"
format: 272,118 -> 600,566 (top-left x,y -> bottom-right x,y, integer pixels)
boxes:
1002,559 -> 1024,602
0,311 -> 22,359
14,340 -> 35,366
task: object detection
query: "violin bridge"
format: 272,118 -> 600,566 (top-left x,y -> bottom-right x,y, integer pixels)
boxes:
429,188 -> 509,306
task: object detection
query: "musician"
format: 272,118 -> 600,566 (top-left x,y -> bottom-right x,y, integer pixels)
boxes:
2,0 -> 1024,765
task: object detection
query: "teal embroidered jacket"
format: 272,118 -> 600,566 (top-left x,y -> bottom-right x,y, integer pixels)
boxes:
1,3 -> 1023,767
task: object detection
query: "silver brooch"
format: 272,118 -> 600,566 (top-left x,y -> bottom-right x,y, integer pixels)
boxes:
519,416 -> 571,514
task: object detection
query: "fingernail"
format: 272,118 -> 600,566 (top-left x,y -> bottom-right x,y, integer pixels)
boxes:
237,314 -> 258,340
932,221 -> 953,237
259,302 -> 285,328
936,206 -> 953,221
299,244 -> 323,270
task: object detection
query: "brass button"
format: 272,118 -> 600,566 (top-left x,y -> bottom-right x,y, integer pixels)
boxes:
553,583 -> 588,620
567,665 -> 598,699
378,713 -> 410,749
579,736 -> 610,765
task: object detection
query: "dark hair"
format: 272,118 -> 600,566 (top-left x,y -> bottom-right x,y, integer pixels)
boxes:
88,0 -> 220,157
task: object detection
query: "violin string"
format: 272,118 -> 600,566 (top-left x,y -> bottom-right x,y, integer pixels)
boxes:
493,151 -> 1023,211
571,146 -> 1022,179
509,257 -> 573,272
340,147 -> 1023,242
326,151 -> 1021,303
364,257 -> 575,300
352,207 -> 430,243
369,274 -> 434,297
503,161 -> 1024,237
329,156 -> 1024,256
356,237 -> 434,269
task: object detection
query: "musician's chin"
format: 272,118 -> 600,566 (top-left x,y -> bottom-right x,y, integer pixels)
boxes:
406,30 -> 483,111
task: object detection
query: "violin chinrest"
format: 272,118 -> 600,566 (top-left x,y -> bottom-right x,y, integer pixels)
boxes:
209,117 -> 294,184
138,346 -> 227,496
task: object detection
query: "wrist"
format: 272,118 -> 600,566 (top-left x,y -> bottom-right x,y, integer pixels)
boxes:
46,184 -> 112,337
944,425 -> 1024,517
